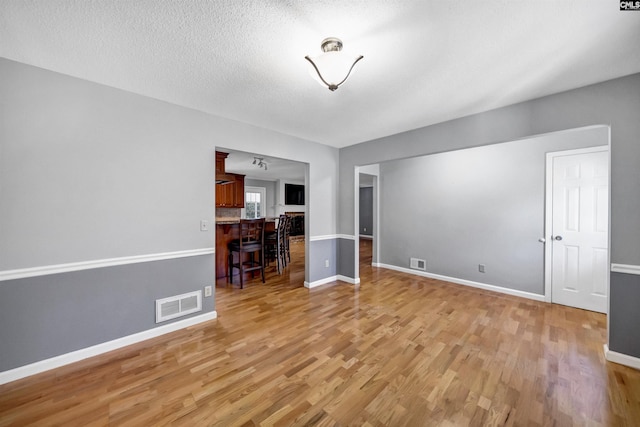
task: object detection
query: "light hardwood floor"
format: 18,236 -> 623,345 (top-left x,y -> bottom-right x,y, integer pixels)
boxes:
1,239 -> 639,426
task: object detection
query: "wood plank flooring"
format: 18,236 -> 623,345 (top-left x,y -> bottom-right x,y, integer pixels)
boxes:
1,239 -> 639,426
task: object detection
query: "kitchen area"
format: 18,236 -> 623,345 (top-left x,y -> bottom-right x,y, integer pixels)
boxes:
215,150 -> 306,285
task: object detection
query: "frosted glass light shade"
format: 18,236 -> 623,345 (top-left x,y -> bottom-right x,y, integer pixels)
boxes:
305,38 -> 363,91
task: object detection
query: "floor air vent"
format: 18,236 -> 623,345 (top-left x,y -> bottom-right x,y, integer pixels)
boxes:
156,290 -> 202,323
410,258 -> 426,271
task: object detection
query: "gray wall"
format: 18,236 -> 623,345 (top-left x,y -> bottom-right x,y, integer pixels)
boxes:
245,178 -> 277,218
609,272 -> 640,357
308,239 -> 337,282
0,256 -> 214,371
0,59 -> 339,269
0,58 -> 340,372
359,187 -> 373,236
339,72 -> 640,358
0,62 -> 216,270
380,126 -> 607,295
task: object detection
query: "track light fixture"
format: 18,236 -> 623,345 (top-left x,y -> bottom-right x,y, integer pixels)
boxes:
253,157 -> 267,171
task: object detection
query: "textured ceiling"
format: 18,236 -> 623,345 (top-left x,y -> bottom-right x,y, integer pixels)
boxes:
1,1 -> 639,148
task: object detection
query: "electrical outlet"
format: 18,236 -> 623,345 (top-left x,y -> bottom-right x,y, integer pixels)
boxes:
200,220 -> 209,232
479,264 -> 485,273
363,227 -> 367,232
325,259 -> 330,268
204,285 -> 212,297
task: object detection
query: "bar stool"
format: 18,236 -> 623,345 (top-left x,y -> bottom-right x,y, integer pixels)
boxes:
265,215 -> 287,274
228,218 -> 265,288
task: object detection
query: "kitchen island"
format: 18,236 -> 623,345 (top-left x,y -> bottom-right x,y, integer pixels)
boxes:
215,218 -> 277,280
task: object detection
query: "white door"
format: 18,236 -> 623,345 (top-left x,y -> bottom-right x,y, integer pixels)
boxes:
548,148 -> 608,313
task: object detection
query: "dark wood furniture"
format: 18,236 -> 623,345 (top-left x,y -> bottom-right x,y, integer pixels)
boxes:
285,212 -> 304,236
215,151 -> 245,208
215,174 -> 245,208
215,151 -> 227,175
265,215 -> 288,274
284,214 -> 292,264
216,220 -> 275,280
228,218 -> 266,288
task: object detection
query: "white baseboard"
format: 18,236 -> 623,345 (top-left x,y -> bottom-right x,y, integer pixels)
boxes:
337,275 -> 360,285
376,263 -> 546,302
304,275 -> 360,288
305,276 -> 337,288
0,311 -> 218,386
604,345 -> 640,371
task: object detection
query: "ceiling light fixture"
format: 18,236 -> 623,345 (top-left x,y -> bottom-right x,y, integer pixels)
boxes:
305,37 -> 363,92
253,157 -> 268,171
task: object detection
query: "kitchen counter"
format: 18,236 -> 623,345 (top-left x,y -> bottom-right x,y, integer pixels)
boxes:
215,218 -> 276,279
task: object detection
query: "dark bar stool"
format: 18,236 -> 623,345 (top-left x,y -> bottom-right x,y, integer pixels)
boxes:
228,218 -> 265,288
265,214 -> 287,274
283,214 -> 292,265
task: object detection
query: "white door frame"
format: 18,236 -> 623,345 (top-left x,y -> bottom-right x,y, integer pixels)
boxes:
543,145 -> 610,311
354,165 -> 381,283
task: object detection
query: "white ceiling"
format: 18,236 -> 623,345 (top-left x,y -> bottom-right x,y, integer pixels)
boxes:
222,148 -> 306,182
1,1 -> 639,148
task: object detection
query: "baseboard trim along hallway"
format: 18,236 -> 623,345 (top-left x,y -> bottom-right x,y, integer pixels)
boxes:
377,263 -> 546,302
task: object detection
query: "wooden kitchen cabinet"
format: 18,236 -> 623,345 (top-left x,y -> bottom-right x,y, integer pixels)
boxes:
215,151 -> 228,174
215,150 -> 244,208
215,174 -> 245,208
233,175 -> 245,207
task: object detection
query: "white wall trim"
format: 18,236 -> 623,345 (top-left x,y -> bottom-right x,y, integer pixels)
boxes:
337,234 -> 356,240
337,275 -> 360,285
604,345 -> 640,371
611,263 -> 640,275
359,234 -> 373,240
0,248 -> 215,282
377,263 -> 546,302
305,276 -> 337,288
309,234 -> 355,241
304,275 -> 359,288
309,235 -> 336,241
0,310 -> 218,386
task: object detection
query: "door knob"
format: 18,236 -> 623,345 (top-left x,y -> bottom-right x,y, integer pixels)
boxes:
554,235 -> 563,241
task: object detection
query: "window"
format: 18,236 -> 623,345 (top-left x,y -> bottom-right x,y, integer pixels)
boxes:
244,186 -> 266,219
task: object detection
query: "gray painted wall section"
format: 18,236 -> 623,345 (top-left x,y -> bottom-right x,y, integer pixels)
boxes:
359,187 -> 373,236
609,273 -> 640,358
380,127 -> 607,295
0,58 -> 340,373
0,58 -> 339,271
338,238 -> 356,279
340,73 -> 640,264
0,59 -> 216,270
308,239 -> 336,282
0,255 -> 214,372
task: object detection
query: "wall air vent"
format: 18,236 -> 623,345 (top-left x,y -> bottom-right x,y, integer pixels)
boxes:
155,290 -> 202,323
410,258 -> 426,271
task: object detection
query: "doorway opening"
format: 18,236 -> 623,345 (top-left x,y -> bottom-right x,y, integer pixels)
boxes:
354,165 -> 380,282
214,147 -> 308,289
